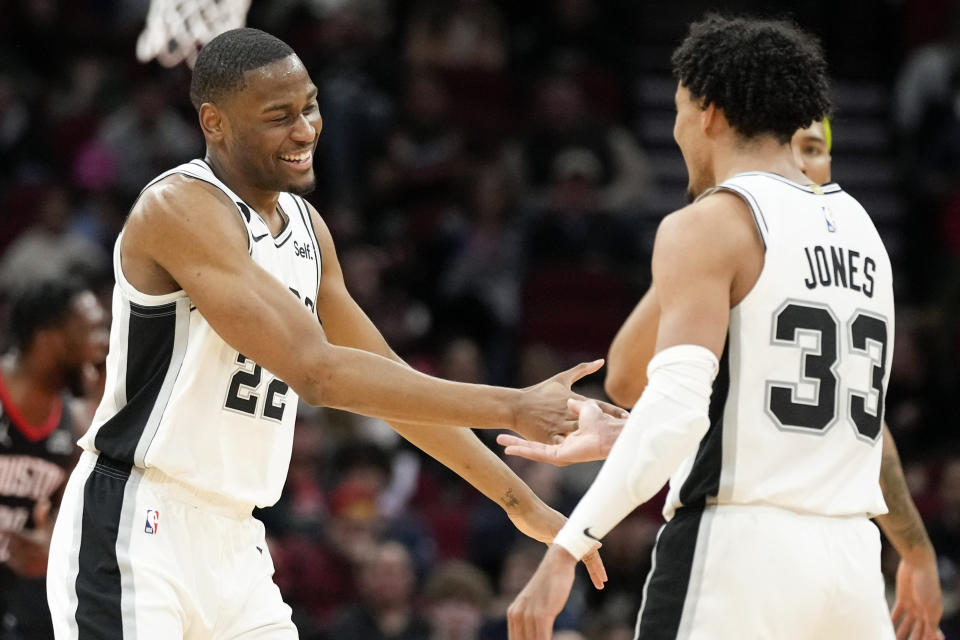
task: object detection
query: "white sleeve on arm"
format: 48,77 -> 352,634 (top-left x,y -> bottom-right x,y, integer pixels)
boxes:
553,344 -> 719,560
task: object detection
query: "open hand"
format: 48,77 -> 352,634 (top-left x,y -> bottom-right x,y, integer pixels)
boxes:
513,360 -> 605,444
507,545 -> 579,640
500,399 -> 627,466
892,555 -> 944,640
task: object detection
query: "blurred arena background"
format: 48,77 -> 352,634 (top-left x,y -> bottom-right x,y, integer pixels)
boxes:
0,0 -> 959,638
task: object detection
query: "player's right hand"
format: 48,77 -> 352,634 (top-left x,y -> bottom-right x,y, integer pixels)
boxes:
499,399 -> 627,466
511,360 -> 604,444
2,499 -> 53,578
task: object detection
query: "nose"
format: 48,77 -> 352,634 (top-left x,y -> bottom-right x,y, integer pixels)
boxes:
291,112 -> 320,143
792,146 -> 807,175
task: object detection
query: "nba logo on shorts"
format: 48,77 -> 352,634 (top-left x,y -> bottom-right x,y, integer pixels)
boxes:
144,509 -> 160,535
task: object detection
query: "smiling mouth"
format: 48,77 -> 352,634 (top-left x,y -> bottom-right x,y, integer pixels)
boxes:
279,150 -> 313,168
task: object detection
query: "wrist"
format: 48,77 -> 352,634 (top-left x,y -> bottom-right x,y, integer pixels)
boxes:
498,484 -> 540,515
547,542 -> 580,565
899,543 -> 937,567
506,387 -> 524,431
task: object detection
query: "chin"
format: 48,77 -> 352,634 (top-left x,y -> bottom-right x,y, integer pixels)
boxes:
287,176 -> 317,196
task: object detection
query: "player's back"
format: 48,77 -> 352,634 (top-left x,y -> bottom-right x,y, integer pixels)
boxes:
664,172 -> 893,520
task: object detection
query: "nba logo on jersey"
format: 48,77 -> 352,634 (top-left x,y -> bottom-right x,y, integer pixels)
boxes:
821,205 -> 837,232
144,510 -> 160,535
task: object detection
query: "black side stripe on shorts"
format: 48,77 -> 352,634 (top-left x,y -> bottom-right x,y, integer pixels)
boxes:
75,456 -> 132,639
635,506 -> 704,640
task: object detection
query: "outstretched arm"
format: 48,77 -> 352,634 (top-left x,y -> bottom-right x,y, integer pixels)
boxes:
508,192 -> 761,639
309,206 -> 606,589
876,424 -> 943,640
126,177 -> 592,440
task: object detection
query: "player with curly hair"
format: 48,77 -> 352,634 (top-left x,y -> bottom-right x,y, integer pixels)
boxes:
507,14 -> 916,639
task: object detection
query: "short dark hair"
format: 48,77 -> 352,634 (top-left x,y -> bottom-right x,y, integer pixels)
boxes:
9,278 -> 87,351
671,14 -> 832,143
189,27 -> 296,110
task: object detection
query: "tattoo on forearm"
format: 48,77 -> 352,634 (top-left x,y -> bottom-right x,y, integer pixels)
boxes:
878,444 -> 932,553
500,488 -> 520,509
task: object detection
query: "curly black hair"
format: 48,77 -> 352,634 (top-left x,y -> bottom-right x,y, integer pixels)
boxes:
189,27 -> 295,110
671,14 -> 832,143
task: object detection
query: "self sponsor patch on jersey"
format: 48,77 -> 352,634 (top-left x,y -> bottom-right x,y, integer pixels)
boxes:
144,509 -> 160,535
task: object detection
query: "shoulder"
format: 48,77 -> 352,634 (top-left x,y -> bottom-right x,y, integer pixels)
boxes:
654,190 -> 758,261
130,173 -> 235,224
126,173 -> 248,247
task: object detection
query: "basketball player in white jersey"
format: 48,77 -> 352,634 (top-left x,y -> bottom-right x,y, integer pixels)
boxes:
45,28 -> 611,640
502,114 -> 945,639
504,15 -> 927,639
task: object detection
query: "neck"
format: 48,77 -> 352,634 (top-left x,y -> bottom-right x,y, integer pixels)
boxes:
204,151 -> 281,221
711,135 -> 810,187
2,353 -> 64,406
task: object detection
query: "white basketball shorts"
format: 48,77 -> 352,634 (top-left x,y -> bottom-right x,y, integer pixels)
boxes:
47,451 -> 297,639
634,504 -> 895,640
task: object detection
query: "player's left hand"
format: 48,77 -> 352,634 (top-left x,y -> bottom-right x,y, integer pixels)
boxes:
499,399 -> 627,466
507,544 -> 578,639
3,499 -> 54,578
507,501 -> 607,590
891,554 -> 944,640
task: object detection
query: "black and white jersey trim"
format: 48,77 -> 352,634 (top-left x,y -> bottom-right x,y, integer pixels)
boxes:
93,298 -> 190,466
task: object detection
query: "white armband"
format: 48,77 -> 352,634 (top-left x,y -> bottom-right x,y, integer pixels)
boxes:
553,344 -> 718,560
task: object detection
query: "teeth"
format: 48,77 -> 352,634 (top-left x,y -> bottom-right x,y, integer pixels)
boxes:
280,152 -> 311,162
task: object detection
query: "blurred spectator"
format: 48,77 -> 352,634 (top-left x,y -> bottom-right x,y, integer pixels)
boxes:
928,456 -> 960,568
294,0 -> 396,208
369,70 -> 466,219
0,185 -> 108,294
96,78 -> 201,194
521,147 -> 638,271
479,540 -> 581,640
0,73 -> 33,182
325,540 -> 429,640
438,163 -> 523,376
404,0 -> 509,135
272,481 -> 384,629
517,0 -> 631,121
508,73 -> 650,216
423,560 -> 494,640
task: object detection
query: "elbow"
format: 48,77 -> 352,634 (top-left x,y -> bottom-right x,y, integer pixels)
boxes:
292,343 -> 337,407
604,370 -> 644,409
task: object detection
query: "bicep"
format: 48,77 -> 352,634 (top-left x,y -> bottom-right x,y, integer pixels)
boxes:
134,184 -> 329,394
650,196 -> 759,359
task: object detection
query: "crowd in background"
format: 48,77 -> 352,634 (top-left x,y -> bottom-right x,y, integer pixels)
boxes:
1,0 -> 960,638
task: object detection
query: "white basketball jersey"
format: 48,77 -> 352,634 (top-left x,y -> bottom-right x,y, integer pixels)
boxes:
664,172 -> 893,520
78,160 -> 322,508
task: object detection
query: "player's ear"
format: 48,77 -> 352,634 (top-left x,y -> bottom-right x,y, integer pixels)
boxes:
700,100 -> 717,135
198,103 -> 225,141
